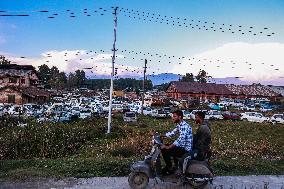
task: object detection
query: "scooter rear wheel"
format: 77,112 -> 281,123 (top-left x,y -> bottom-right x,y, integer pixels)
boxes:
188,180 -> 209,189
128,172 -> 149,189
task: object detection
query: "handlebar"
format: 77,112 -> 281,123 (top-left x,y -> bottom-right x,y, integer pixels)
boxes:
152,133 -> 163,145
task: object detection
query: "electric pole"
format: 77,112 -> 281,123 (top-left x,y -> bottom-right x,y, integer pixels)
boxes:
107,7 -> 118,134
141,59 -> 147,115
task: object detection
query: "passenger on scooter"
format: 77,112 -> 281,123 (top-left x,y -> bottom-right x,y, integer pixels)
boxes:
160,110 -> 193,175
182,111 -> 212,175
193,111 -> 211,161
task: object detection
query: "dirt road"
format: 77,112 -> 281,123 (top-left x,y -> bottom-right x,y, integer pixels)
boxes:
0,175 -> 283,189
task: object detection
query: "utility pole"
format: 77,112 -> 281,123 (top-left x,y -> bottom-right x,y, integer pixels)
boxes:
107,7 -> 118,134
141,59 -> 147,115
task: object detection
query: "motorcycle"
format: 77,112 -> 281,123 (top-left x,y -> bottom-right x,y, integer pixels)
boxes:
128,133 -> 213,189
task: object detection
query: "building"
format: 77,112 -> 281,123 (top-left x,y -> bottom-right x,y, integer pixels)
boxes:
0,64 -> 50,104
166,81 -> 281,101
0,64 -> 39,87
0,86 -> 50,104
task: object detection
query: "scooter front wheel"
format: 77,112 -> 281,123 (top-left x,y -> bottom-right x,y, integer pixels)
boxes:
128,172 -> 149,189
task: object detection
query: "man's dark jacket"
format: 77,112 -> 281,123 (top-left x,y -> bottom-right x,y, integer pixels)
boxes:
193,120 -> 211,160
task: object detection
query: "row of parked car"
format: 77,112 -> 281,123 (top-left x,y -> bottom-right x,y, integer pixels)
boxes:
123,105 -> 284,125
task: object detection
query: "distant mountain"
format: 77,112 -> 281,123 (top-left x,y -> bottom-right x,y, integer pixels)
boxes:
145,73 -> 180,85
144,74 -> 250,86
89,73 -> 279,86
207,77 -> 249,85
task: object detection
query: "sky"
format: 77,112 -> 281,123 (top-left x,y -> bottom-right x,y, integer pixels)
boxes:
0,0 -> 284,85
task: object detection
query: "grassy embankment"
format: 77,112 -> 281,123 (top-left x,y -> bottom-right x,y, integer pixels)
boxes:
0,115 -> 283,180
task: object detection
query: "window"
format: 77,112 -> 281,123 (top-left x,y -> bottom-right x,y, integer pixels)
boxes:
7,95 -> 15,103
21,79 -> 26,84
9,78 -> 17,83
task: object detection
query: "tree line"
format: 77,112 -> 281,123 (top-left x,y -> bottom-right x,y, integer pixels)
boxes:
1,55 -> 209,91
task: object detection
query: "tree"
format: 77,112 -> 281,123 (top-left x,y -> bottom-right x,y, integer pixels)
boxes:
196,70 -> 211,83
38,64 -> 51,83
50,72 -> 67,89
50,66 -> 60,77
181,73 -> 195,82
0,56 -> 11,65
67,72 -> 76,89
75,70 -> 86,87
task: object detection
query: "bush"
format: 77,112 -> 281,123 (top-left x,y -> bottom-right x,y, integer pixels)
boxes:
0,118 -> 125,159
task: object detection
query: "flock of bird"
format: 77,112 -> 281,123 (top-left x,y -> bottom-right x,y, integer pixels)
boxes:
0,6 -> 280,82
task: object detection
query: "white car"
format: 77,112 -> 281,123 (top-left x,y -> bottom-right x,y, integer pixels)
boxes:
151,109 -> 167,118
138,107 -> 152,115
239,105 -> 256,111
79,110 -> 92,119
270,114 -> 284,124
205,111 -> 223,120
182,110 -> 191,120
259,107 -> 273,112
188,110 -> 208,120
8,105 -> 23,116
71,106 -> 80,116
241,112 -> 269,123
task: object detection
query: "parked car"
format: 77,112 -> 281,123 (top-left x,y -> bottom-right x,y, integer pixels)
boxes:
239,104 -> 256,111
188,110 -> 207,120
8,105 -> 23,116
208,103 -> 221,110
240,112 -> 269,123
182,110 -> 191,120
222,111 -> 240,121
270,114 -> 284,124
79,109 -> 92,119
71,106 -> 80,116
138,107 -> 152,115
163,107 -> 172,116
54,112 -> 72,123
151,109 -> 167,118
123,112 -> 137,122
205,110 -> 223,120
259,106 -> 273,112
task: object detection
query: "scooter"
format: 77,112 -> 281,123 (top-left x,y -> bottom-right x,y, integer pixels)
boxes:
128,134 -> 213,189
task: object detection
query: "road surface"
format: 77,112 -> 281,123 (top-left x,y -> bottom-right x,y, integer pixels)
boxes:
0,175 -> 283,189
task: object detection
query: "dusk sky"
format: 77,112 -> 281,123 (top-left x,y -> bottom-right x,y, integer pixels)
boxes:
0,0 -> 284,85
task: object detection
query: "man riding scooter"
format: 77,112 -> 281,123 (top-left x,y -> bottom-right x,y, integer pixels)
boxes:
128,110 -> 213,188
160,110 -> 194,175
183,111 -> 212,176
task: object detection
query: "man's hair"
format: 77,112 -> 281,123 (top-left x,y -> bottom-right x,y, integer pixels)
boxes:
172,110 -> 183,117
195,111 -> 205,119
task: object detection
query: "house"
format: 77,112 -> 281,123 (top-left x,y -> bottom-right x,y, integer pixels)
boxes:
0,64 -> 39,87
166,81 -> 234,101
0,64 -> 50,104
166,81 -> 281,101
0,86 -> 50,104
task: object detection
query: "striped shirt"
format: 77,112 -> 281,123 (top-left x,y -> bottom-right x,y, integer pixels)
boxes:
165,120 -> 193,152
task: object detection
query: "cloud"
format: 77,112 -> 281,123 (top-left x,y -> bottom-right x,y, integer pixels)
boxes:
171,42 -> 284,85
2,50 -> 142,77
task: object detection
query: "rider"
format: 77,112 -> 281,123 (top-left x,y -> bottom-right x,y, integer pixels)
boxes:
193,111 -> 212,161
160,110 -> 193,175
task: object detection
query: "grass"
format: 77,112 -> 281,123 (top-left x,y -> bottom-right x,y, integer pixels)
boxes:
0,115 -> 283,180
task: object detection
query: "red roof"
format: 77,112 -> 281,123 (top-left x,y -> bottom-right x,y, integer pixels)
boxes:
0,86 -> 50,98
167,82 -> 280,97
225,84 -> 279,97
168,81 -> 234,95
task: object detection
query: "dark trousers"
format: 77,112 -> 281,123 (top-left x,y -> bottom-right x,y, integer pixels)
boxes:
161,146 -> 188,169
